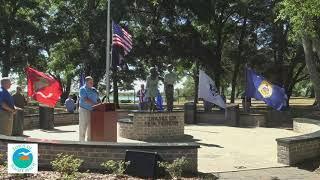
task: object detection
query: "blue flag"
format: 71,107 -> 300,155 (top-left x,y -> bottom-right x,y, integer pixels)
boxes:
79,73 -> 85,88
246,68 -> 288,111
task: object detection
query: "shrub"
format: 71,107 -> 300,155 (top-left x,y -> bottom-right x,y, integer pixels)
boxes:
51,153 -> 83,179
100,160 -> 130,176
0,153 -> 4,166
158,156 -> 189,179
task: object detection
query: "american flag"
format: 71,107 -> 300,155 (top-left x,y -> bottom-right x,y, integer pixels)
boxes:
112,22 -> 132,55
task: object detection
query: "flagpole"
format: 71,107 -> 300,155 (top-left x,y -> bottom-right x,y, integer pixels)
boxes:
105,0 -> 111,102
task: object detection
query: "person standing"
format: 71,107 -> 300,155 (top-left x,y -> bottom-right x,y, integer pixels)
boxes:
12,86 -> 27,109
79,76 -> 99,142
137,84 -> 146,110
146,68 -> 159,111
65,95 -> 75,113
12,86 -> 27,136
0,78 -> 20,136
72,94 -> 78,111
164,65 -> 177,112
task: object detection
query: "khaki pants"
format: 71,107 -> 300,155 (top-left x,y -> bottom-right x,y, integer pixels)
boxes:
0,111 -> 13,136
79,107 -> 91,142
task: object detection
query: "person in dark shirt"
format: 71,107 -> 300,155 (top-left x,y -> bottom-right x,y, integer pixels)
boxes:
12,86 -> 27,109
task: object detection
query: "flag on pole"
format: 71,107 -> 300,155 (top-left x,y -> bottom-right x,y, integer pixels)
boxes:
198,70 -> 226,109
112,22 -> 132,56
26,67 -> 62,107
245,68 -> 288,111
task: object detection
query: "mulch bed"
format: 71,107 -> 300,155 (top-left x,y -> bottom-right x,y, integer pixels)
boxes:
0,166 -> 216,180
1,166 -> 139,180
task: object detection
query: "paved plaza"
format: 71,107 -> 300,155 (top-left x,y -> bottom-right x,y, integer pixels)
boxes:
24,124 -> 320,179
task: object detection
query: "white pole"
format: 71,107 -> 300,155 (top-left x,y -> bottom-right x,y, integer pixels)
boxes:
105,0 -> 111,102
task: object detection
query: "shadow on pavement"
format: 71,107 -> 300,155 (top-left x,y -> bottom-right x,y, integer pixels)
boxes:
40,128 -> 76,133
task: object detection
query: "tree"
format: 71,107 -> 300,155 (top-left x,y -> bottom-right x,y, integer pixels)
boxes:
279,0 -> 320,107
0,0 -> 49,76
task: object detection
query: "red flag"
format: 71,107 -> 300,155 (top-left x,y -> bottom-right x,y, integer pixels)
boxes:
25,67 -> 62,107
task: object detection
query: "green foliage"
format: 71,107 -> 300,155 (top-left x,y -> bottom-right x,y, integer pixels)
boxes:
51,153 -> 83,180
158,156 -> 189,179
100,160 -> 130,176
179,76 -> 195,99
278,0 -> 320,38
0,153 -> 4,166
1,0 -> 317,104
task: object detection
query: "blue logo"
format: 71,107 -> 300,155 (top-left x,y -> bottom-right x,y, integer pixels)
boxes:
12,148 -> 33,169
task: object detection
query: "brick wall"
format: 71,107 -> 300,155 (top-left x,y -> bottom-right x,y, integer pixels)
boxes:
24,110 -> 130,130
265,110 -> 291,127
0,135 -> 199,173
24,113 -> 79,130
277,118 -> 320,165
196,111 -> 225,124
119,111 -> 184,141
277,132 -> 320,165
239,113 -> 266,127
293,118 -> 320,134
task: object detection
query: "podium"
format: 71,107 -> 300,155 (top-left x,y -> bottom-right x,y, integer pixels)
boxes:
90,103 -> 117,142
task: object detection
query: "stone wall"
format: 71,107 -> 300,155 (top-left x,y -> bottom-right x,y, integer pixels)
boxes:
277,118 -> 320,165
0,135 -> 199,173
119,111 -> 184,141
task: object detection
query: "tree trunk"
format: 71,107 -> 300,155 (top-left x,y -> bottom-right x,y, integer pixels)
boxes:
214,29 -> 223,90
3,27 -> 12,77
113,73 -> 120,108
85,0 -> 96,76
112,61 -> 120,108
312,38 -> 320,62
60,76 -> 72,104
302,35 -> 320,107
193,61 -> 199,123
310,87 -> 315,98
305,87 -> 311,97
231,18 -> 247,103
273,23 -> 288,85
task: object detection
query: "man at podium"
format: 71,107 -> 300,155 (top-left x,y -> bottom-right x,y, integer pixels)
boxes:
79,76 -> 99,142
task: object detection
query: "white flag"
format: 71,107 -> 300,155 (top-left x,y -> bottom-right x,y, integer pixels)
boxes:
198,70 -> 226,109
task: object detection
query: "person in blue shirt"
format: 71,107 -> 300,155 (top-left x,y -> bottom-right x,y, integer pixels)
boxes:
65,95 -> 75,113
0,77 -> 21,136
79,76 -> 99,142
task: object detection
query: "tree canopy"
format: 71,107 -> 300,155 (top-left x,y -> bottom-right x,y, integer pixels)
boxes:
1,0 -> 320,107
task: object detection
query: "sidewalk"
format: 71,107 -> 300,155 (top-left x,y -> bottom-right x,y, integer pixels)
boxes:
216,167 -> 319,180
